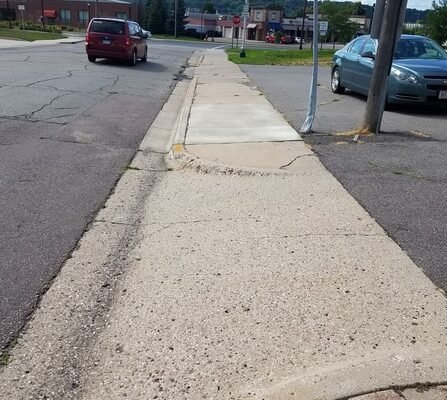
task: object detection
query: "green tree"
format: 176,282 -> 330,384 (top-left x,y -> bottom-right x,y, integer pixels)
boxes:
202,2 -> 217,14
165,0 -> 188,36
424,0 -> 447,45
320,1 -> 359,43
144,0 -> 167,34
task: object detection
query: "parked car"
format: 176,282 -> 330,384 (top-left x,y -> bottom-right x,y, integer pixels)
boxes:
142,29 -> 152,39
85,17 -> 148,65
331,34 -> 447,105
265,34 -> 291,44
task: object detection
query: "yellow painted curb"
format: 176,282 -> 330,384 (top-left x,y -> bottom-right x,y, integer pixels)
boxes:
172,143 -> 185,155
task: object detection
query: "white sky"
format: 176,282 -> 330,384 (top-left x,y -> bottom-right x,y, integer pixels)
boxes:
361,0 -> 433,10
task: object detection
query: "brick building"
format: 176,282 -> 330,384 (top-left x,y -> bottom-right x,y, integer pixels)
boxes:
0,0 -> 144,28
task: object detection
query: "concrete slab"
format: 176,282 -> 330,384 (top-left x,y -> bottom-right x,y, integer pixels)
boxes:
402,386 -> 447,400
193,95 -> 267,105
185,126 -> 300,144
77,170 -> 447,400
189,104 -> 292,128
186,142 -> 310,170
194,83 -> 260,97
348,390 -> 403,399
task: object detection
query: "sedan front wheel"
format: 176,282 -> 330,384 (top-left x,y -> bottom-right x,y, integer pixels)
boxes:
331,67 -> 345,94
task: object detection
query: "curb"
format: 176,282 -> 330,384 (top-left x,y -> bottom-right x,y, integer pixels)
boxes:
255,347 -> 447,400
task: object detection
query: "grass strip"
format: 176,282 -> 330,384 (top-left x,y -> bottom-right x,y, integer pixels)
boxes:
152,34 -> 202,42
0,28 -> 65,41
226,48 -> 336,65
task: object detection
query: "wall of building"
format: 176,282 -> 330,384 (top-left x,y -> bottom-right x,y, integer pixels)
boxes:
0,0 -> 143,28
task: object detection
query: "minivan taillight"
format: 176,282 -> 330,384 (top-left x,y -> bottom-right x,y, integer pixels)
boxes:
125,38 -> 131,47
85,33 -> 90,45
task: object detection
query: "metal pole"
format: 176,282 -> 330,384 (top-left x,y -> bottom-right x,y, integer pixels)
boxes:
240,0 -> 248,57
95,0 -> 98,17
299,0 -> 319,134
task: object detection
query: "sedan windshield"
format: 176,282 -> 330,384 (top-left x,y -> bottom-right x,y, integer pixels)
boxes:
394,38 -> 447,60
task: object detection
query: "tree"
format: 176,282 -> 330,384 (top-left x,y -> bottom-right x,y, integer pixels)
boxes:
423,0 -> 447,45
144,0 -> 167,34
202,2 -> 217,14
165,0 -> 188,36
320,1 -> 359,43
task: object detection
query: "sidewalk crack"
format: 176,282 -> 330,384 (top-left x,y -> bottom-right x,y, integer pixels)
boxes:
280,153 -> 315,169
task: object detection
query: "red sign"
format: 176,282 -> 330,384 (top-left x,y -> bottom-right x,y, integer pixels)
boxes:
232,15 -> 241,25
43,9 -> 57,17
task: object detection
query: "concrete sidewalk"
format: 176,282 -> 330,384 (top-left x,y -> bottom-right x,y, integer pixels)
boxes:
0,48 -> 446,400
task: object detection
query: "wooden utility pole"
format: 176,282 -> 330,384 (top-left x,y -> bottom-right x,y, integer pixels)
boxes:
41,0 -> 45,28
362,0 -> 407,133
174,0 -> 178,38
299,0 -> 307,50
370,0 -> 385,39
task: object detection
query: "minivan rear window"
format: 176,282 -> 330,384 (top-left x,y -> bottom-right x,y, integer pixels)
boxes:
90,20 -> 125,35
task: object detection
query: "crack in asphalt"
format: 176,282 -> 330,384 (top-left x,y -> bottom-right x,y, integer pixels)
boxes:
39,137 -> 92,145
0,115 -> 68,125
29,93 -> 72,117
99,74 -> 121,93
25,71 -> 73,88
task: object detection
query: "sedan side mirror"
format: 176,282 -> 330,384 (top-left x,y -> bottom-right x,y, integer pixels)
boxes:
361,50 -> 375,59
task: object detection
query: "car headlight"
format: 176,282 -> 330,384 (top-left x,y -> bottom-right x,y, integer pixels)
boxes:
391,67 -> 418,84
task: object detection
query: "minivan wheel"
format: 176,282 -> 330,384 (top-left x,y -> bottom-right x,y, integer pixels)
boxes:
129,50 -> 137,66
331,67 -> 345,94
141,47 -> 147,63
88,55 -> 96,63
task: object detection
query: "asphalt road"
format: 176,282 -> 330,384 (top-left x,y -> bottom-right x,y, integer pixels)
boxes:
0,39 -> 210,350
241,64 -> 447,293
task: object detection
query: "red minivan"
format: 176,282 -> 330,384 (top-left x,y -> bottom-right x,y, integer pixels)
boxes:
85,18 -> 148,66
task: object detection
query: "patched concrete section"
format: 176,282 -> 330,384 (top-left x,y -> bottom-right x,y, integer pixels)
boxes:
185,50 -> 300,145
185,125 -> 300,144
186,142 -> 314,170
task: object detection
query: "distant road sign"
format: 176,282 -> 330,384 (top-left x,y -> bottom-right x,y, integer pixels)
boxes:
319,20 -> 328,32
18,4 -> 25,10
233,15 -> 241,24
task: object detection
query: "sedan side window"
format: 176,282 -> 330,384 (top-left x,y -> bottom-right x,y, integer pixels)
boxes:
363,39 -> 376,55
350,38 -> 366,55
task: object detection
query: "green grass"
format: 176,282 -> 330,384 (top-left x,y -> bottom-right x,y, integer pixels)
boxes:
152,34 -> 202,42
0,28 -> 65,41
226,48 -> 336,65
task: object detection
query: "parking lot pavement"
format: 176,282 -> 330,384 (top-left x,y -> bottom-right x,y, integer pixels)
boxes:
240,64 -> 447,293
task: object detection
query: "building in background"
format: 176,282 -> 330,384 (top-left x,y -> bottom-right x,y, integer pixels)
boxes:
0,0 -> 144,28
